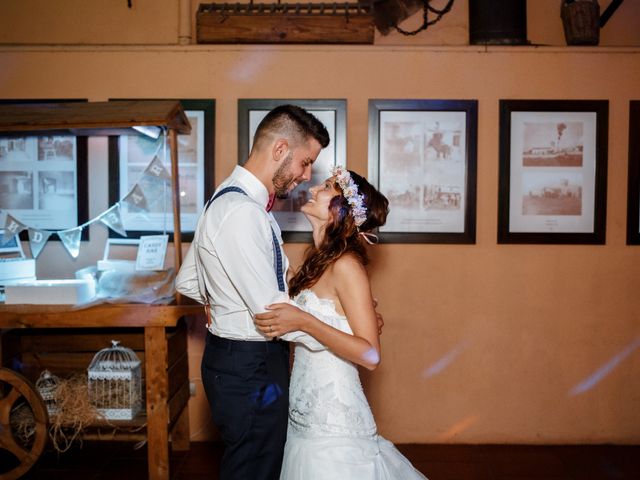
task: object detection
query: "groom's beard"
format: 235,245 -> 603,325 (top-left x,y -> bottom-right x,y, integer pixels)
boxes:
272,152 -> 298,199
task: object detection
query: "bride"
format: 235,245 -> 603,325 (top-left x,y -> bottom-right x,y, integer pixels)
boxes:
254,166 -> 427,479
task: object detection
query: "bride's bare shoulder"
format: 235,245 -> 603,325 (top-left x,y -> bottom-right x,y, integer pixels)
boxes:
331,253 -> 367,281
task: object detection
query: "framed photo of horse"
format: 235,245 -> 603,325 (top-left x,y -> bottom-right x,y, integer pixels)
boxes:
368,99 -> 478,244
498,100 -> 608,244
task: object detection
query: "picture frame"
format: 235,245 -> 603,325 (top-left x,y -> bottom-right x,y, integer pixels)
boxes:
627,101 -> 640,245
368,99 -> 478,244
498,100 -> 608,244
238,99 -> 346,243
0,99 -> 89,241
108,99 -> 215,242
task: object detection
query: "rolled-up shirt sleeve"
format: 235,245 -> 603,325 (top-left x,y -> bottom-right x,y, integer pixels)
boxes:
208,202 -> 289,315
175,241 -> 205,303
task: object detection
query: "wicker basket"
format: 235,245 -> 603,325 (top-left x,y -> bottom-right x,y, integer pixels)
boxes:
561,0 -> 600,45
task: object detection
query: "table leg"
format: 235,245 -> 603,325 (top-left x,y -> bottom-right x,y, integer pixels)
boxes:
145,326 -> 169,480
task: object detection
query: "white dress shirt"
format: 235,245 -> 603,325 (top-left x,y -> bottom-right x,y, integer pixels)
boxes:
176,166 -> 290,341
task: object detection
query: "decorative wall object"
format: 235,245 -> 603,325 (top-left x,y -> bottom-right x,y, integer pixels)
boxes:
627,101 -> 640,245
109,99 -> 215,241
498,99 -> 608,244
196,3 -> 374,44
368,99 -> 478,244
238,99 -> 346,243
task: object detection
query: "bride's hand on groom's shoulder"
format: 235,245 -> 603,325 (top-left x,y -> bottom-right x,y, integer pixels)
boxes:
254,303 -> 306,338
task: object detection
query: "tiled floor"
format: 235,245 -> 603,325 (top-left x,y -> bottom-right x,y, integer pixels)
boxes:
16,441 -> 640,479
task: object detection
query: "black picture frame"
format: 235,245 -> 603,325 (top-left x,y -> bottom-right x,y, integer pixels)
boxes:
498,100 -> 608,244
0,99 -> 89,241
368,99 -> 478,244
108,99 -> 215,242
238,99 -> 347,243
627,101 -> 640,245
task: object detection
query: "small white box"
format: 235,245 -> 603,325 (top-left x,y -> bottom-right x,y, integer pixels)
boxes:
4,278 -> 95,305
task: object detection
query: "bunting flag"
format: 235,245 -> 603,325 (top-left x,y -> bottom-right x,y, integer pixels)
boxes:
58,227 -> 83,258
28,228 -> 53,258
123,183 -> 149,211
99,203 -> 127,237
3,214 -> 27,244
143,155 -> 171,182
1,152 -> 167,260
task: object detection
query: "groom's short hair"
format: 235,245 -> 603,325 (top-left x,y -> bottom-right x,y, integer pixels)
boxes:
252,105 -> 330,152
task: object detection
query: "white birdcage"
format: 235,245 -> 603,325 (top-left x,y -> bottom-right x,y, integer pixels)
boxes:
87,340 -> 142,420
35,369 -> 61,416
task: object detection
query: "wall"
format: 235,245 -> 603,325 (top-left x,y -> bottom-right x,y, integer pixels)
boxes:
0,1 -> 639,445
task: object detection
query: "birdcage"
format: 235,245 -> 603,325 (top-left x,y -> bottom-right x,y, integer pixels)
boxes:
87,340 -> 142,420
35,370 -> 61,416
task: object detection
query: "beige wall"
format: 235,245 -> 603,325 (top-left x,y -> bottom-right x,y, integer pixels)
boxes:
1,1 -> 639,445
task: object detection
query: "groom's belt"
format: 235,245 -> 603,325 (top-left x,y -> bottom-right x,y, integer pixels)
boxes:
206,332 -> 288,353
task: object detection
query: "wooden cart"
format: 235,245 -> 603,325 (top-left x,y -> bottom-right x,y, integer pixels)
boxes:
0,101 -> 203,480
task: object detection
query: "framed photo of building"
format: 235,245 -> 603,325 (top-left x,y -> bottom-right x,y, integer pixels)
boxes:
368,99 -> 478,243
0,99 -> 89,241
238,99 -> 346,243
108,99 -> 215,241
498,100 -> 608,244
627,101 -> 640,245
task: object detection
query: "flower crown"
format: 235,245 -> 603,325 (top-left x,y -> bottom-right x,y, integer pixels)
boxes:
331,165 -> 367,227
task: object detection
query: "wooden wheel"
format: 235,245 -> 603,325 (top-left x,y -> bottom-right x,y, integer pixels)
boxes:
0,368 -> 49,480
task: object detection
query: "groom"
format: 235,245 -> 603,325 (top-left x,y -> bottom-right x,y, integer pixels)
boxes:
176,105 -> 330,480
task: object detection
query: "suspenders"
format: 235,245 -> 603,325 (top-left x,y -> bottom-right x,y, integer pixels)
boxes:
206,186 -> 286,292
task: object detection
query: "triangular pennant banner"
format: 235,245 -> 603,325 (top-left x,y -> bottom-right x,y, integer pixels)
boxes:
3,214 -> 27,244
123,183 -> 149,211
58,227 -> 82,258
143,155 -> 171,182
99,204 -> 127,237
28,228 -> 53,258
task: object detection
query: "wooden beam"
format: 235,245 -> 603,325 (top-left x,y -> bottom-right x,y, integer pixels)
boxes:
197,3 -> 374,44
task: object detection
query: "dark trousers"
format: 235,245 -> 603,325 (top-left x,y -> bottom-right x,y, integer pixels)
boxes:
201,333 -> 290,480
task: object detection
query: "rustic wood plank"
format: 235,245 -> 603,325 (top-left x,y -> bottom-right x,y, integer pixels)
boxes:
167,320 -> 187,368
167,353 -> 188,399
169,394 -> 190,451
168,381 -> 190,426
18,330 -> 145,352
197,6 -> 374,44
0,101 -> 191,135
144,326 -> 170,480
0,304 -> 202,328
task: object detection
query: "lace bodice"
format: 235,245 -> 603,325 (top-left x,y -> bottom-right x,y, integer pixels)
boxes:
288,289 -> 377,438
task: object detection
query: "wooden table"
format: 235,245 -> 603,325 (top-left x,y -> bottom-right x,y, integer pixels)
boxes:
0,303 -> 203,480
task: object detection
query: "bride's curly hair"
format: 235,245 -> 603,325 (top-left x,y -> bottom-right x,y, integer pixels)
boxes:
288,171 -> 389,297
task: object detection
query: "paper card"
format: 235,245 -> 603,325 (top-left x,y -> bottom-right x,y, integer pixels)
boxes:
135,234 -> 168,271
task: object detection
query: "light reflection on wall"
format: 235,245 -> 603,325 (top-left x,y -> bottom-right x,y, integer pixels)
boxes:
228,51 -> 273,82
569,336 -> 640,396
422,339 -> 471,379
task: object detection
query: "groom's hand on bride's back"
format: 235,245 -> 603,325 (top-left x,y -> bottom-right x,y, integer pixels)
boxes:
373,298 -> 384,336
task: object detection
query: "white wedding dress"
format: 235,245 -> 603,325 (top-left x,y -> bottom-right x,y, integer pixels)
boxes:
279,289 -> 428,480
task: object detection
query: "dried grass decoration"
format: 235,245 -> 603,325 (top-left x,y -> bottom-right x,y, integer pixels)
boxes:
87,340 -> 143,421
48,373 -> 98,452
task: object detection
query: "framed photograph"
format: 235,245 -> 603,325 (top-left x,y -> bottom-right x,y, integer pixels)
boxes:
498,100 -> 608,244
108,99 -> 215,241
627,101 -> 640,245
368,99 -> 478,243
0,99 -> 89,241
238,99 -> 346,243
